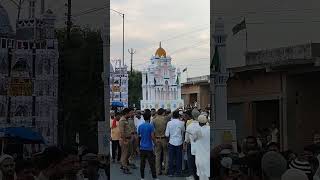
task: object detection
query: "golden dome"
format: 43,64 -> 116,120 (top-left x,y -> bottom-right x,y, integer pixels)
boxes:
155,42 -> 166,58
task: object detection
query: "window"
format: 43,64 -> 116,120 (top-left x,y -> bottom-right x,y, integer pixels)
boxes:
2,39 -> 7,48
17,41 -> 22,49
15,105 -> 28,117
46,106 -> 50,116
37,61 -> 43,75
0,103 -> 5,117
23,42 -> 28,49
35,102 -> 39,116
46,59 -> 51,74
47,84 -> 50,96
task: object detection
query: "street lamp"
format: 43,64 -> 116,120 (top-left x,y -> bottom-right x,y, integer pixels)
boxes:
111,9 -> 125,67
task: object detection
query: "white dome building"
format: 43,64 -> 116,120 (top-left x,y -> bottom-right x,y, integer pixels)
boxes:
0,2 -> 59,149
140,43 -> 184,110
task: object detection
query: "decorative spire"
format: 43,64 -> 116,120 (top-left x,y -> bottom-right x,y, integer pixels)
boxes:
159,41 -> 162,48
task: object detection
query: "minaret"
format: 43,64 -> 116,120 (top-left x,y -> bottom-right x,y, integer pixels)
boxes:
213,18 -> 234,147
98,5 -> 110,155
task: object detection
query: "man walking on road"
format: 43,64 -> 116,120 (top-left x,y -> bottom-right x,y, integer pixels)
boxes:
152,108 -> 169,175
128,108 -> 138,169
193,115 -> 210,180
138,109 -> 159,180
185,108 -> 201,180
166,110 -> 185,177
119,108 -> 133,174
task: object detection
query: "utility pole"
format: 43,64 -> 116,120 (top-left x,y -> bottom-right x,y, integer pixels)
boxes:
66,0 -> 72,40
128,48 -> 136,75
122,14 -> 125,66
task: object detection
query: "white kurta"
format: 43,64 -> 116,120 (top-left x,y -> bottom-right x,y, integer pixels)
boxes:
185,121 -> 201,155
194,125 -> 210,180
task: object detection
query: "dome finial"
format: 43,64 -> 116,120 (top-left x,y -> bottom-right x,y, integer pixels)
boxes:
155,42 -> 166,57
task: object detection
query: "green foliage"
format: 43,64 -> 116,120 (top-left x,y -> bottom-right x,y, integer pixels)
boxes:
56,27 -> 104,152
128,70 -> 142,109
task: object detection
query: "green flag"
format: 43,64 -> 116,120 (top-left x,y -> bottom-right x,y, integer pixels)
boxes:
232,19 -> 246,35
211,46 -> 220,72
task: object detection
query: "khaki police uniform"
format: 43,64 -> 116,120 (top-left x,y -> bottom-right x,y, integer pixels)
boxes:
128,117 -> 138,163
119,116 -> 132,168
152,115 -> 169,175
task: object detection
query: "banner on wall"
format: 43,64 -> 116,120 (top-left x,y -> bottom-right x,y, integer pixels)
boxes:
8,78 -> 33,96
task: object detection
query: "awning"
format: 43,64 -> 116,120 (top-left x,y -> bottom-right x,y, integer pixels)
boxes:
0,127 -> 46,144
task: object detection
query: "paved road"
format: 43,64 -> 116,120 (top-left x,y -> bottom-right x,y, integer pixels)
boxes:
111,160 -> 186,180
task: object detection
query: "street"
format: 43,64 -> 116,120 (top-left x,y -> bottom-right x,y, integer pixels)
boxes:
110,160 -> 186,180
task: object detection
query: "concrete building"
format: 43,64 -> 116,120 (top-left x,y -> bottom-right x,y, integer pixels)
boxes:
227,43 -> 320,151
181,75 -> 210,110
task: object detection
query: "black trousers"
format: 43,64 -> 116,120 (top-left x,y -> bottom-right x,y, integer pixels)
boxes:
140,150 -> 157,179
111,140 -> 121,161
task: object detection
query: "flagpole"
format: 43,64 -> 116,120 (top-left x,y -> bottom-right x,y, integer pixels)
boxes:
186,69 -> 189,80
244,17 -> 248,52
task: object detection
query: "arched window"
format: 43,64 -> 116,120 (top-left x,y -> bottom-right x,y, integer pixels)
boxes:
12,58 -> 31,77
15,105 -> 28,117
12,58 -> 29,72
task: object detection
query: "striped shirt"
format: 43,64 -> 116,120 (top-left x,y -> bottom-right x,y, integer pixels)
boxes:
289,158 -> 312,175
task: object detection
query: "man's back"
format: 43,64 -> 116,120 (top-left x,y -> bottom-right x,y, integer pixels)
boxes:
138,122 -> 154,151
152,115 -> 167,137
165,119 -> 185,146
119,117 -> 130,138
127,117 -> 136,134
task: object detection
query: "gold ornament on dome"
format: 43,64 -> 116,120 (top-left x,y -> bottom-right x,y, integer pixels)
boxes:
155,42 -> 166,58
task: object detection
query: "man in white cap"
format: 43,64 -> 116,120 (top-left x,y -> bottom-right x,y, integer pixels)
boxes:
282,169 -> 308,180
185,108 -> 201,180
0,154 -> 16,180
193,115 -> 210,180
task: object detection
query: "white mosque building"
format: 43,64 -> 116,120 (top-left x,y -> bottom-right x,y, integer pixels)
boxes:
140,43 -> 184,110
0,1 -> 59,149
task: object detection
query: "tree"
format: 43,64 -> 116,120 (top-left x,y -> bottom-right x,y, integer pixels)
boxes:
128,70 -> 142,109
56,26 -> 104,152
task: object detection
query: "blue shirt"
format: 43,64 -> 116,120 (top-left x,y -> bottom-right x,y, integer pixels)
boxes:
138,122 -> 154,151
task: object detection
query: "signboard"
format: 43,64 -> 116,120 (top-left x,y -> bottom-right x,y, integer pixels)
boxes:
8,78 -> 33,96
246,43 -> 312,65
110,64 -> 128,107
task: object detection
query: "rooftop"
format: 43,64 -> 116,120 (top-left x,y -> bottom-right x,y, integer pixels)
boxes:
229,43 -> 320,73
182,75 -> 210,85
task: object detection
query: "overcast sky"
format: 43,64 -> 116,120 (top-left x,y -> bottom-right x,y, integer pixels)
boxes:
111,0 -> 210,82
2,0 -> 210,81
212,0 -> 320,68
2,0 -> 106,28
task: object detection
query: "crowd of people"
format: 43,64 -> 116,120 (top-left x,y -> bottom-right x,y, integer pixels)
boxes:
110,107 -> 211,180
0,146 -> 109,180
212,131 -> 320,180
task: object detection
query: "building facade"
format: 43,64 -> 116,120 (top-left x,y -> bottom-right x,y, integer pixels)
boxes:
140,43 -> 184,110
227,43 -> 320,152
181,75 -> 210,110
0,2 -> 59,148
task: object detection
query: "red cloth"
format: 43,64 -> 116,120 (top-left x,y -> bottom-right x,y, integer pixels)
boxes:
112,119 -> 117,128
